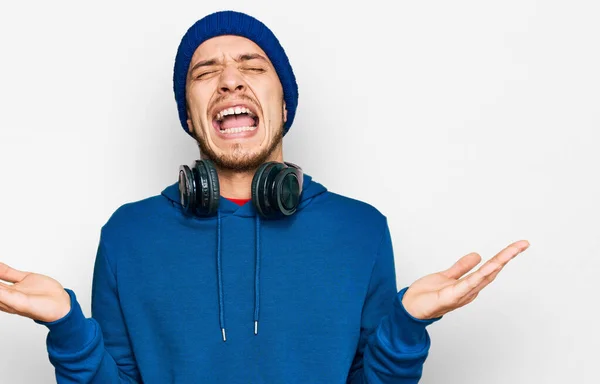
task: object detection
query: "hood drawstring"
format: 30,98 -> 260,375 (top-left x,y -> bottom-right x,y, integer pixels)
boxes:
254,215 -> 261,336
216,210 -> 262,342
217,210 -> 226,342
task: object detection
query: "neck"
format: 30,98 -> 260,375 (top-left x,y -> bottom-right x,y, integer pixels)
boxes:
214,147 -> 284,199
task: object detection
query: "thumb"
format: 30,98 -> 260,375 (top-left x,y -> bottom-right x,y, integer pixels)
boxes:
0,283 -> 28,313
0,262 -> 28,283
440,252 -> 481,279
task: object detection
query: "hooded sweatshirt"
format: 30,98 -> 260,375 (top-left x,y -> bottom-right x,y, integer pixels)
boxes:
36,172 -> 440,383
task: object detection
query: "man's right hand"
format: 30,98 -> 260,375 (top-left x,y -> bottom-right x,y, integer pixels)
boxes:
0,262 -> 71,323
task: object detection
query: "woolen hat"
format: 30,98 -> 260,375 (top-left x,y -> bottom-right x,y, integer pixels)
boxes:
173,10 -> 299,137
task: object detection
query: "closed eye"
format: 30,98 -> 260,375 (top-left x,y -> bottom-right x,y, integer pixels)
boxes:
196,71 -> 218,79
244,67 -> 266,73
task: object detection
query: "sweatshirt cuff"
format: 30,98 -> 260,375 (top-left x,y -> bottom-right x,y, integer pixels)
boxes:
378,287 -> 442,350
396,287 -> 443,326
34,288 -> 95,353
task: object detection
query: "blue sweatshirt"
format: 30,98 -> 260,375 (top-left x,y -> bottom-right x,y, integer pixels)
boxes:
36,173 -> 440,383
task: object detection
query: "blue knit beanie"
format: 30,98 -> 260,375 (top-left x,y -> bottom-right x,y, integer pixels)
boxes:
173,10 -> 299,137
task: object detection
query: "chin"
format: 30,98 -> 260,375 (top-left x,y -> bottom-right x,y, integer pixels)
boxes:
213,151 -> 270,172
199,141 -> 271,172
195,124 -> 283,172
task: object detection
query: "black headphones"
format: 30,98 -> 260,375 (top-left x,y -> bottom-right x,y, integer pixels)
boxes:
178,159 -> 304,219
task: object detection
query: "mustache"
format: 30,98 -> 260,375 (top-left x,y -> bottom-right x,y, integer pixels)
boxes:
210,94 -> 258,113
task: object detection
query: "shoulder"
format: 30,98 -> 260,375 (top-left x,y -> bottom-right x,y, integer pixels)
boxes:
99,192 -> 169,242
326,191 -> 386,218
327,191 -> 385,214
308,190 -> 390,239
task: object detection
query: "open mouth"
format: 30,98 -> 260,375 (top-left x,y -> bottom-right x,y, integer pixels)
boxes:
212,105 -> 260,135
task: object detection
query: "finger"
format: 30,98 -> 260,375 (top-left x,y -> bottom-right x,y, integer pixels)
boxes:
0,262 -> 28,283
461,264 -> 504,300
489,240 -> 530,268
448,242 -> 528,308
442,240 -> 529,281
441,252 -> 482,279
442,259 -> 502,302
455,239 -> 529,289
0,301 -> 17,315
449,241 -> 524,304
458,291 -> 479,307
0,285 -> 27,312
0,280 -> 12,293
454,266 -> 504,309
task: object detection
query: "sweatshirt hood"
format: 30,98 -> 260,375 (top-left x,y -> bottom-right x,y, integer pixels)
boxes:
160,171 -> 326,341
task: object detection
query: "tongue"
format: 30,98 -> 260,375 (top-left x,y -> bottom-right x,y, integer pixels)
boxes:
220,114 -> 255,130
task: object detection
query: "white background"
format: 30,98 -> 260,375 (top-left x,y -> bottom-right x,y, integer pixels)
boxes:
0,0 -> 598,383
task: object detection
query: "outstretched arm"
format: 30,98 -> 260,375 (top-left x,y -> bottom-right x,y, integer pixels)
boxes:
0,230 -> 141,383
348,221 -> 530,383
347,222 -> 439,384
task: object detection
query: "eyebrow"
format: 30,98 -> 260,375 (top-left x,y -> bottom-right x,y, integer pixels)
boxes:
189,53 -> 268,73
237,53 -> 268,62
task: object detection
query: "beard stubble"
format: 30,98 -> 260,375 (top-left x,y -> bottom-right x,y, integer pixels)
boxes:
195,119 -> 284,172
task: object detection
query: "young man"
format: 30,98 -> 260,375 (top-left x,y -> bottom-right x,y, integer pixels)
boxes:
0,10 -> 529,383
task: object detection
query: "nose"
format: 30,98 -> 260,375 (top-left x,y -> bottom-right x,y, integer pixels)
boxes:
218,66 -> 246,95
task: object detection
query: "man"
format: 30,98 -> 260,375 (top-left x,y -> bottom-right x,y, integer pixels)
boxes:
0,10 -> 529,383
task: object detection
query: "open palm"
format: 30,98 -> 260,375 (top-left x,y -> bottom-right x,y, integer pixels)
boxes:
402,240 -> 530,320
0,262 -> 71,323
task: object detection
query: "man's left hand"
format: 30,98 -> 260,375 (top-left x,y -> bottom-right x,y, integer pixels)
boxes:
402,240 -> 530,320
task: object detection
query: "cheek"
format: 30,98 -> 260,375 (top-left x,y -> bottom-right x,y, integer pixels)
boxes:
187,85 -> 213,120
248,76 -> 283,105
256,88 -> 284,117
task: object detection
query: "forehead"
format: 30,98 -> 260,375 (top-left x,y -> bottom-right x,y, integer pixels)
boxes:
191,35 -> 269,61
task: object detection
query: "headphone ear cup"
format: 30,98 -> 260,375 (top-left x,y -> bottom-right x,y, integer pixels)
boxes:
178,164 -> 196,215
203,159 -> 220,215
194,159 -> 220,216
252,162 -> 279,218
284,162 -> 304,192
273,168 -> 302,216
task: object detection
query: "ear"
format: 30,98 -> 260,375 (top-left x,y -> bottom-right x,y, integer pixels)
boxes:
186,108 -> 195,134
282,100 -> 287,123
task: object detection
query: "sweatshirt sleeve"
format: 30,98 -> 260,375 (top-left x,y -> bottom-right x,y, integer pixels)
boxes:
347,220 -> 442,384
35,234 -> 141,383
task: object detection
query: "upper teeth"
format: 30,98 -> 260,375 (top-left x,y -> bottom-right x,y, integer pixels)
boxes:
216,106 -> 255,121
